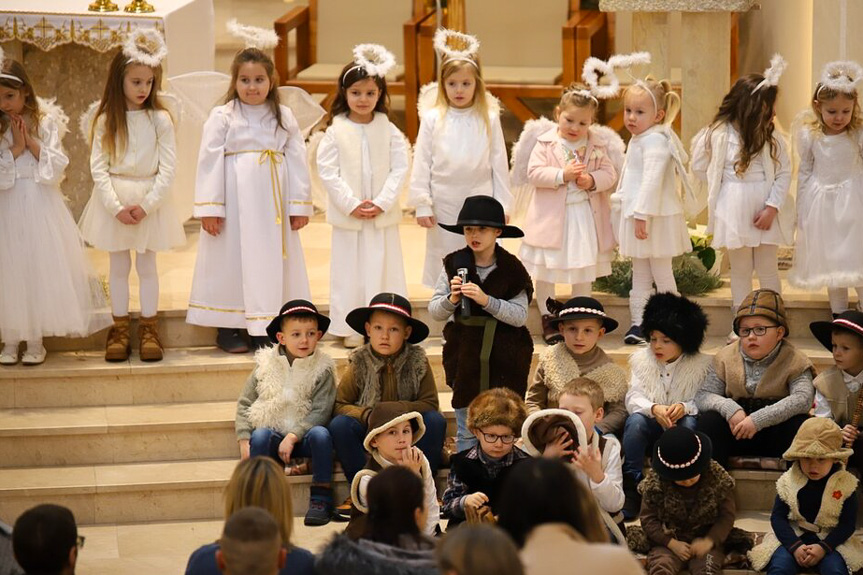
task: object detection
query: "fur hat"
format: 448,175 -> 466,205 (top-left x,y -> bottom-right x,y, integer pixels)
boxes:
783,417 -> 852,462
363,402 -> 426,453
467,388 -> 528,434
810,310 -> 863,352
520,408 -> 587,458
733,289 -> 788,336
652,426 -> 713,482
641,293 -> 709,355
265,299 -> 330,343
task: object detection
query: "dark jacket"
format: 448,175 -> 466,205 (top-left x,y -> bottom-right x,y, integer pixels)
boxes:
184,542 -> 314,575
316,533 -> 438,575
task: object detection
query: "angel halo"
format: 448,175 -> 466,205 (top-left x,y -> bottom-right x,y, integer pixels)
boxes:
433,28 -> 480,68
752,53 -> 787,95
816,60 -> 863,97
341,44 -> 397,86
227,19 -> 279,51
123,28 -> 168,68
0,46 -> 23,84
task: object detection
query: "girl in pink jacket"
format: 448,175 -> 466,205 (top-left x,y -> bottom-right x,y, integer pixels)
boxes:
514,85 -> 624,344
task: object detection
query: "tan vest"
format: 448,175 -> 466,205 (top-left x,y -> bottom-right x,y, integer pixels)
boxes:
714,341 -> 813,400
814,367 -> 862,427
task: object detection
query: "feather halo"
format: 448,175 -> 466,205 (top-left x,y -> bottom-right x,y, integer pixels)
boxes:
122,28 -> 168,68
351,43 -> 397,78
227,19 -> 279,51
752,53 -> 787,94
433,28 -> 480,63
819,60 -> 863,94
581,52 -> 651,100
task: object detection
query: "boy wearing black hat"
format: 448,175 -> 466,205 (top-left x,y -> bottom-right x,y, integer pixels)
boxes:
235,300 -> 337,526
622,293 -> 712,519
429,196 -> 534,452
526,296 -> 628,436
329,292 -> 446,518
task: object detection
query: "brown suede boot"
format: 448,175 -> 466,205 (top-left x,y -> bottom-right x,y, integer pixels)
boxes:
105,315 -> 131,362
138,315 -> 164,362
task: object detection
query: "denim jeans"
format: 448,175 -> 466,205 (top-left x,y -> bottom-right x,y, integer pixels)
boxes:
621,412 -> 696,482
767,544 -> 848,575
249,425 -> 333,483
454,407 -> 478,453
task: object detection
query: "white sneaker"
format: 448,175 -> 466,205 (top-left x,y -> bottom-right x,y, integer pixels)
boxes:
21,344 -> 47,366
0,343 -> 19,365
343,335 -> 364,349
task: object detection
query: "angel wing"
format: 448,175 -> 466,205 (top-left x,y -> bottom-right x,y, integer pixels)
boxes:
276,86 -> 326,138
508,117 -> 555,224
588,124 -> 625,175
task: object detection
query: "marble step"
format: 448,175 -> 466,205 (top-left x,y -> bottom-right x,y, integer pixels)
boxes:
39,291 -> 838,352
0,336 -> 834,409
0,395 -> 458,469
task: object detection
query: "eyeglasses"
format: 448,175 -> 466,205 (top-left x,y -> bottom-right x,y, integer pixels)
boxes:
739,325 -> 781,337
479,431 -> 515,444
76,535 -> 86,549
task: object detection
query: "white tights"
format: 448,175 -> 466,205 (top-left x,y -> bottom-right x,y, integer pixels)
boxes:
109,250 -> 159,318
827,287 -> 863,315
536,280 -> 592,315
629,257 -> 677,326
726,246 -> 780,310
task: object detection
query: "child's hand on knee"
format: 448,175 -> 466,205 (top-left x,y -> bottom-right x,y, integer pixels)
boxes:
651,404 -> 673,429
278,433 -> 298,463
793,545 -> 810,566
668,539 -> 691,561
689,537 -> 714,557
239,439 -> 250,460
464,492 -> 489,510
666,403 -> 685,424
803,544 -> 826,566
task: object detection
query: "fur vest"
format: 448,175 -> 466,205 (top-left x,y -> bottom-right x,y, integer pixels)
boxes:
813,367 -> 861,427
316,534 -> 438,575
247,346 -> 335,435
714,341 -> 813,400
749,464 -> 863,571
351,344 -> 428,408
540,343 -> 628,405
629,348 -> 711,406
442,245 -> 535,408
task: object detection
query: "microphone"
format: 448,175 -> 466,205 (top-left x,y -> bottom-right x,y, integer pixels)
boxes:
453,251 -> 472,318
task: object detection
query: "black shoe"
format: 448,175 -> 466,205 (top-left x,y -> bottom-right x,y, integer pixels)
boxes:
624,325 -> 645,345
304,499 -> 333,526
216,328 -> 250,353
622,474 -> 642,520
250,335 -> 271,350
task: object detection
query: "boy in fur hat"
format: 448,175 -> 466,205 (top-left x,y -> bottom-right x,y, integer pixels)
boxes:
622,293 -> 712,519
810,311 -> 863,472
329,292 -> 446,518
235,300 -> 337,526
522,378 -> 626,542
441,388 -> 530,527
345,402 -> 440,539
525,296 -> 629,437
632,426 -> 739,575
695,289 -> 815,467
748,417 -> 863,575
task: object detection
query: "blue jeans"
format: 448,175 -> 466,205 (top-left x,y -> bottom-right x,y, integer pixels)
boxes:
622,413 -> 696,482
767,545 -> 848,575
329,410 -> 447,483
249,425 -> 333,484
454,407 -> 478,453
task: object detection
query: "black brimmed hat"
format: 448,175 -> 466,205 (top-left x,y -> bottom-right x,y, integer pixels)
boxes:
438,196 -> 523,238
547,296 -> 618,333
651,426 -> 713,482
265,299 -> 330,343
345,292 -> 430,344
642,293 -> 709,355
810,310 -> 863,351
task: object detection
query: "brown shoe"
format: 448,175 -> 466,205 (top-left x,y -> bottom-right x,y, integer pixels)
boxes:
138,315 -> 164,362
105,315 -> 131,362
541,314 -> 563,345
333,496 -> 352,521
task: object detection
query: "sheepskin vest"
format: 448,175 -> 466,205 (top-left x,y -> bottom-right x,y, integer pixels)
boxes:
540,344 -> 628,406
814,367 -> 862,427
325,113 -> 401,230
351,344 -> 428,408
629,348 -> 712,406
714,341 -> 813,400
247,346 -> 334,435
748,464 -> 863,571
442,245 -> 534,408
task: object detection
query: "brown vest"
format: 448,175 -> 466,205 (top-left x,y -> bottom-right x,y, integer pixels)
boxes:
814,367 -> 862,427
714,340 -> 813,400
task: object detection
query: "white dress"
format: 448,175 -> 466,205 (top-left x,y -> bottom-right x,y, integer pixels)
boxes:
408,106 -> 512,287
790,128 -> 863,288
710,127 -> 791,249
187,101 -> 312,336
316,116 -> 409,337
0,111 -> 111,343
79,109 -> 185,252
519,137 -> 613,284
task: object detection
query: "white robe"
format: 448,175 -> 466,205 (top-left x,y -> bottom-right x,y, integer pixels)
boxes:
187,101 -> 312,336
408,106 -> 512,287
316,116 -> 408,337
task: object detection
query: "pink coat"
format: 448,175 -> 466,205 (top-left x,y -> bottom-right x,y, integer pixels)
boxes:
523,127 -> 618,250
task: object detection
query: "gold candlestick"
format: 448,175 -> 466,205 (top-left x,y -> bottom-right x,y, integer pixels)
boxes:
124,0 -> 155,13
88,0 -> 119,12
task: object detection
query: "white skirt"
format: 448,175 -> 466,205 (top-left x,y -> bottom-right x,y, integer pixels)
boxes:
617,213 -> 691,259
790,175 -> 863,289
711,180 -> 784,249
79,176 -> 186,253
329,223 -> 407,337
0,179 -> 112,343
520,200 -> 612,284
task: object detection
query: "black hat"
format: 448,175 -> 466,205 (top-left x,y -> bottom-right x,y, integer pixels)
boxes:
438,196 -> 523,238
547,296 -> 618,333
265,300 -> 330,343
651,426 -> 713,482
345,293 -> 430,344
641,293 -> 709,355
810,310 -> 863,351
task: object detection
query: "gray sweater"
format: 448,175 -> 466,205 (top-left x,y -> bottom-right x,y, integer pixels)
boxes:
428,261 -> 528,327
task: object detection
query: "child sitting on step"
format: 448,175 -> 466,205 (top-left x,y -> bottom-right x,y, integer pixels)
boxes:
525,296 -> 628,437
234,300 -> 336,526
748,417 -> 863,575
441,388 -> 530,528
329,293 -> 446,519
345,403 -> 440,539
